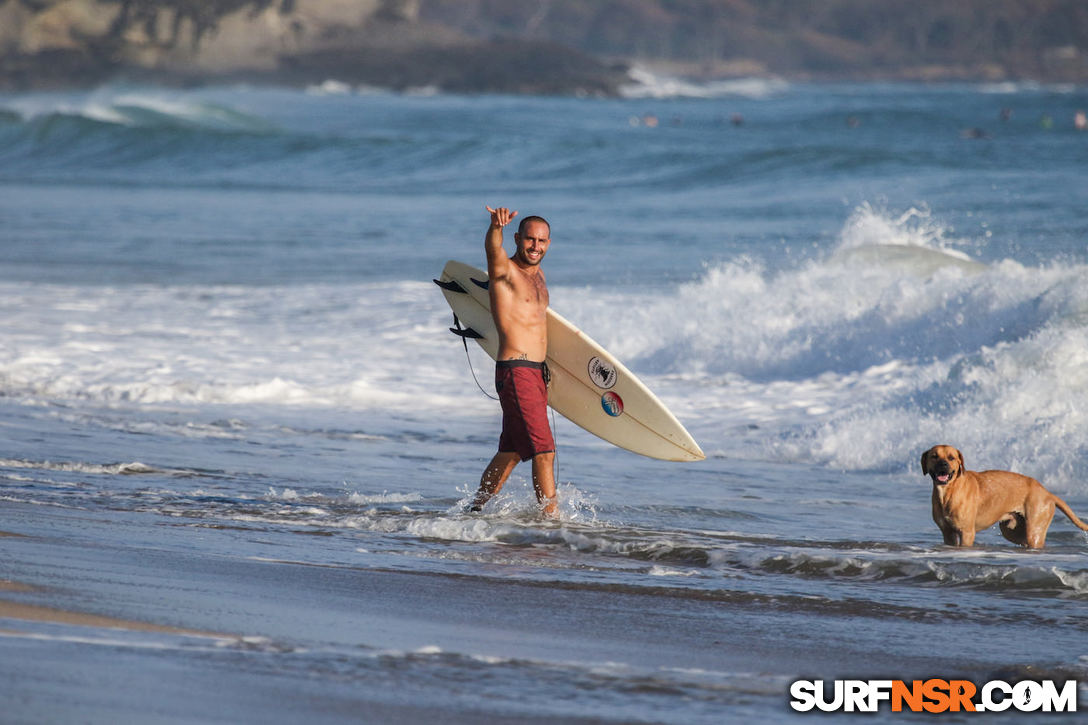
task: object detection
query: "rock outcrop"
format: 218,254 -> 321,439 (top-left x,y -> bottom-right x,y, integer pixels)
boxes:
0,0 -> 627,93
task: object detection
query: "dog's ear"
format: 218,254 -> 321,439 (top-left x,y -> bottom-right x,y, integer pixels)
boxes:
920,449 -> 931,475
955,448 -> 964,472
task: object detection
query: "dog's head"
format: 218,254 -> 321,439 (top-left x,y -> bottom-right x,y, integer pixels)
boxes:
920,445 -> 964,485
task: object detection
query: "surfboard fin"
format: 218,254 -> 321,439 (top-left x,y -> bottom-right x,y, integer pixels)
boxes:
446,314 -> 484,340
470,277 -> 489,290
450,325 -> 483,339
433,278 -> 467,293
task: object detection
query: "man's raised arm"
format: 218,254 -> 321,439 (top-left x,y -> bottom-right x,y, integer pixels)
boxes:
484,206 -> 518,282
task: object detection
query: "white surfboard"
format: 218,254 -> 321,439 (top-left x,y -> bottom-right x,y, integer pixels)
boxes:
435,260 -> 704,462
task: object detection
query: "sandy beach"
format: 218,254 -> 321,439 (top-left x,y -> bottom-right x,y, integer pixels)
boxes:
0,592 -> 226,637
4,500 -> 1085,724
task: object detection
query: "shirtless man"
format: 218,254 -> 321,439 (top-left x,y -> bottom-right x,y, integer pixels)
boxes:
469,205 -> 557,517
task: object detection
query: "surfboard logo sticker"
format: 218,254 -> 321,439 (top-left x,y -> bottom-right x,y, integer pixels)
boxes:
587,356 -> 617,389
601,391 -> 624,417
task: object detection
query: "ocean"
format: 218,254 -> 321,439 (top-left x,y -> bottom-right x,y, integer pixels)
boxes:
1,73 -> 1087,723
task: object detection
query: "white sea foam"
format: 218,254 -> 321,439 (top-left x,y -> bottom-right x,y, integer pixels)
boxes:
620,66 -> 788,99
306,80 -> 353,96
978,81 -> 1042,94
2,204 -> 1086,488
557,206 -> 1088,487
347,492 -> 423,505
1,88 -> 274,131
0,631 -> 200,650
0,458 -> 159,476
263,488 -> 423,506
835,203 -> 978,264
648,566 -> 698,577
0,280 -> 488,415
1053,567 -> 1088,595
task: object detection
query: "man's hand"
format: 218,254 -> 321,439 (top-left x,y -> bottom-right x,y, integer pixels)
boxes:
486,206 -> 518,229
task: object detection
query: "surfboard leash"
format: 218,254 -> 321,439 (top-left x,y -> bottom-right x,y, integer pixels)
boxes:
550,406 -> 560,492
450,314 -> 498,401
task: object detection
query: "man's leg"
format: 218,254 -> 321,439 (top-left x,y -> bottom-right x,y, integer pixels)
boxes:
532,451 -> 558,518
470,451 -> 520,511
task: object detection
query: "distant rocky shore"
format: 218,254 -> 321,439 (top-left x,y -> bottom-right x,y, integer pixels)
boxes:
0,0 -> 630,94
2,0 -> 1085,93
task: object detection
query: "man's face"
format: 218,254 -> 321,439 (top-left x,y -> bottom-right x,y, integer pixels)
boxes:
514,221 -> 550,267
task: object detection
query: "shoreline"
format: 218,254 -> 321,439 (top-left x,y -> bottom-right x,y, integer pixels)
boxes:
1,530 -> 230,639
0,596 -> 230,638
2,53 -> 1084,96
0,573 -> 230,638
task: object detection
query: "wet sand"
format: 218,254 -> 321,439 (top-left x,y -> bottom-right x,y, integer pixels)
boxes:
0,540 -> 230,644
5,505 -> 1081,725
0,594 -> 227,637
1,578 -> 35,592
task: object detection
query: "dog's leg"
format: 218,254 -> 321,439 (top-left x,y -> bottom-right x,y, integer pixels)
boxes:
936,516 -> 970,546
1024,499 -> 1056,549
934,516 -> 959,545
938,523 -> 971,546
933,490 -> 960,545
943,526 -> 966,546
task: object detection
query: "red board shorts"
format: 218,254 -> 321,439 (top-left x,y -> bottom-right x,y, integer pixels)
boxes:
496,360 -> 554,461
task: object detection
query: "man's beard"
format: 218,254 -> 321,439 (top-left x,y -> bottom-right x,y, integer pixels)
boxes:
518,250 -> 543,266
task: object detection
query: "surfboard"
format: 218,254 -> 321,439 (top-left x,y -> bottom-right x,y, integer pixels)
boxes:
435,260 -> 704,462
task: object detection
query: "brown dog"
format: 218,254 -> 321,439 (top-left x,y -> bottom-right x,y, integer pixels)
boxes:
921,445 -> 1088,548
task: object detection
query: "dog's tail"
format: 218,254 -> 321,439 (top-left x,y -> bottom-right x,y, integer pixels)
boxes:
1054,496 -> 1088,531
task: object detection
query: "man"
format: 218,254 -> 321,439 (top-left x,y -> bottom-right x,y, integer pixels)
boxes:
469,205 -> 558,518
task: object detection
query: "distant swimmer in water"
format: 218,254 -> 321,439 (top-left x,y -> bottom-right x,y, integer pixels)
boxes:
469,206 -> 558,518
1075,110 -> 1087,131
961,127 -> 990,140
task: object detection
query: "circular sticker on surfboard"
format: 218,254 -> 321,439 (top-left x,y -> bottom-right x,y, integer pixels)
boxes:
601,391 -> 624,417
587,356 -> 617,389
